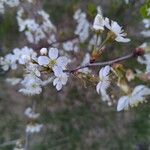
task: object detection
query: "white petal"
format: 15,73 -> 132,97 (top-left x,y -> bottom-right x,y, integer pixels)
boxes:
56,82 -> 62,91
132,85 -> 150,97
53,78 -> 59,86
48,47 -> 58,60
102,65 -> 111,77
38,56 -> 49,66
3,65 -> 9,71
96,82 -> 101,94
117,96 -> 129,111
104,17 -> 111,30
115,36 -> 130,43
61,73 -> 68,85
101,90 -> 110,101
99,65 -> 111,78
56,56 -> 69,69
53,66 -> 63,77
93,14 -> 105,30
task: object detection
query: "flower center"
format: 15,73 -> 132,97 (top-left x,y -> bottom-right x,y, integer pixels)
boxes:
48,59 -> 56,68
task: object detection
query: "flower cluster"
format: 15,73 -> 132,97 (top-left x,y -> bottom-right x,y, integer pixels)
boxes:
1,2 -> 150,150
96,66 -> 111,102
25,107 -> 43,133
93,14 -> 130,43
17,8 -> 56,44
0,0 -> 19,14
0,4 -> 149,115
74,9 -> 90,42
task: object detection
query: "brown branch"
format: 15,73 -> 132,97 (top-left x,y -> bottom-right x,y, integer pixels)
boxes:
65,48 -> 144,73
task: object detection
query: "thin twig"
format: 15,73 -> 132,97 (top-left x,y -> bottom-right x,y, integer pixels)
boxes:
24,132 -> 30,150
65,53 -> 134,73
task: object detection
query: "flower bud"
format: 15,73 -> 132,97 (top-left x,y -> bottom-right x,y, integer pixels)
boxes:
40,48 -> 47,55
133,48 -> 145,57
126,69 -> 135,81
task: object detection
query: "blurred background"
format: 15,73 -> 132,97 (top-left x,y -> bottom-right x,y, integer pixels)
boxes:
0,0 -> 150,150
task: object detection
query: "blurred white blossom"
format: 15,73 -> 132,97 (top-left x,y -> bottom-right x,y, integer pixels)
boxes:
117,85 -> 150,111
96,66 -> 111,101
24,107 -> 40,119
74,9 -> 90,42
138,53 -> 150,73
26,123 -> 43,133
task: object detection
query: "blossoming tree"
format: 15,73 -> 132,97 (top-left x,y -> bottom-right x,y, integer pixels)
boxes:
0,0 -> 150,149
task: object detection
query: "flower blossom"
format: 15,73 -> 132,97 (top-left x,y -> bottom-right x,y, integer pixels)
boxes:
0,54 -> 17,71
26,123 -> 43,133
53,66 -> 68,91
74,9 -> 90,42
93,14 -> 105,31
117,85 -> 150,111
24,107 -> 40,119
96,66 -> 111,101
19,74 -> 42,95
13,47 -> 37,65
104,17 -> 130,43
17,8 -> 56,44
38,47 -> 69,74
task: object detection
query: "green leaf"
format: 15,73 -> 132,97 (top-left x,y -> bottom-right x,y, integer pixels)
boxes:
140,1 -> 150,18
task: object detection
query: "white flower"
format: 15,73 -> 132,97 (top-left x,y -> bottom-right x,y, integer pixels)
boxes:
13,47 -> 37,65
74,9 -> 90,42
0,0 -> 19,14
63,39 -> 79,52
5,0 -> 20,7
38,47 -> 69,71
93,14 -> 105,31
24,107 -> 40,119
47,34 -> 56,45
63,41 -> 74,51
26,123 -> 43,133
117,85 -> 150,111
96,65 -> 111,101
143,19 -> 150,29
17,8 -> 56,44
141,30 -> 150,37
138,53 -> 150,73
0,54 -> 17,71
104,17 -> 130,43
19,74 -> 42,95
53,66 -> 68,91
